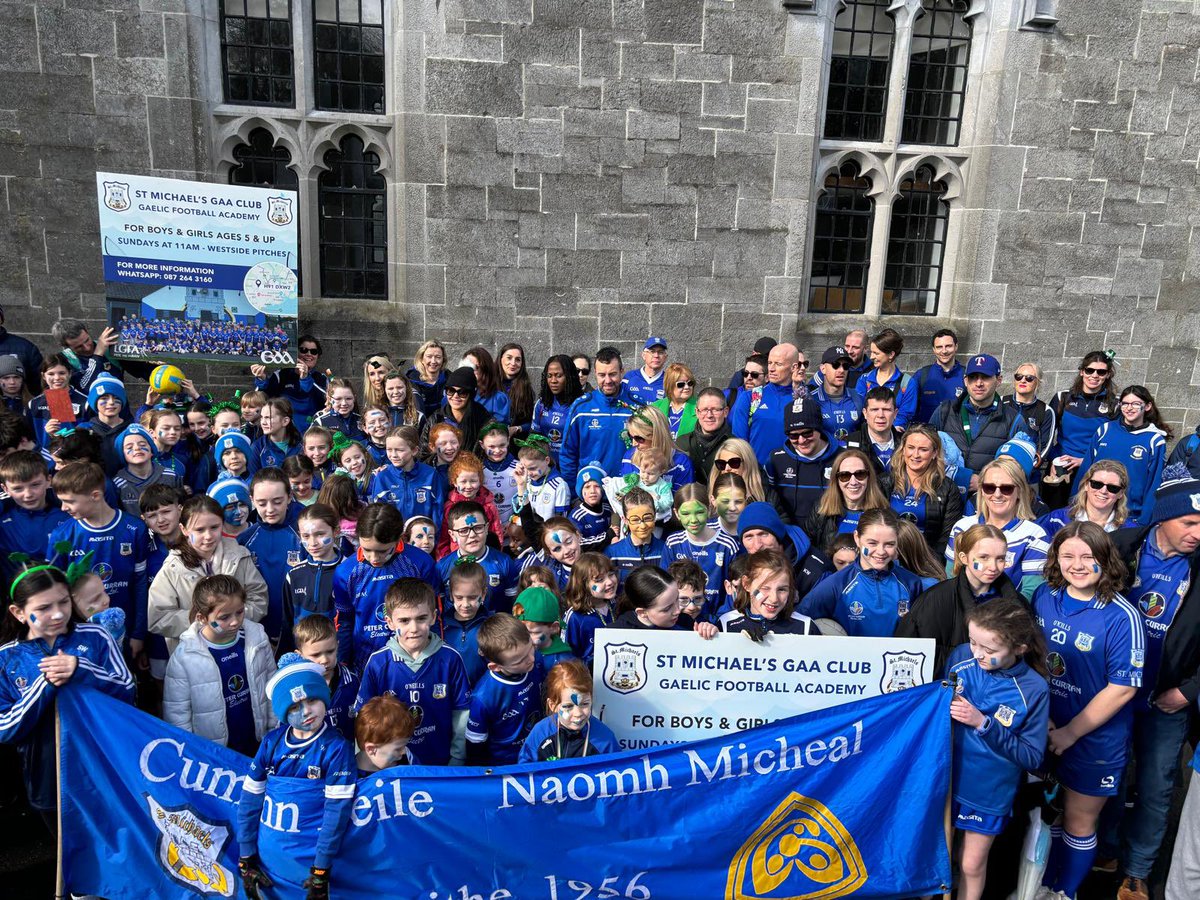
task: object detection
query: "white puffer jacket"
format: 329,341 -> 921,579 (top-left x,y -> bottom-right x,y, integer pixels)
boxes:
163,618 -> 277,746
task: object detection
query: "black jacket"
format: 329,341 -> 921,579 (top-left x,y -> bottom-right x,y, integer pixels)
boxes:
419,399 -> 493,453
844,423 -> 903,479
930,395 -> 1028,480
1112,526 -> 1200,701
890,476 -> 964,559
678,422 -> 733,485
894,571 -> 1026,677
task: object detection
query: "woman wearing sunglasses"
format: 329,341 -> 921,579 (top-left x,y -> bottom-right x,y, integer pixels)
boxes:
1047,350 -> 1120,491
888,425 -> 963,558
249,334 -> 328,431
651,362 -> 698,439
1039,460 -> 1131,539
1074,385 -> 1170,524
945,456 -> 1051,596
618,405 -> 694,488
418,366 -> 493,452
705,438 -> 770,504
805,449 -> 889,555
1002,362 -> 1056,483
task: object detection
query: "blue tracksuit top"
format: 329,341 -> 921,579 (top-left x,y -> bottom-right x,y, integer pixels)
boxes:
247,434 -> 302,475
853,367 -> 918,430
311,409 -> 366,443
912,361 -> 965,424
730,380 -> 792,466
1075,420 -> 1167,522
531,396 -> 572,461
285,552 -> 344,620
947,645 -> 1050,816
238,520 -> 303,642
367,461 -> 446,532
254,369 -> 328,427
441,609 -> 492,686
436,546 -> 519,615
478,390 -> 510,425
559,387 -> 639,492
1050,390 -> 1118,460
798,559 -> 925,637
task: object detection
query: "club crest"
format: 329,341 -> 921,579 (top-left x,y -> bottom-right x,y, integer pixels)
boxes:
880,651 -> 926,694
266,195 -> 293,226
602,641 -> 648,695
994,705 -> 1016,727
432,683 -> 447,700
102,181 -> 131,212
1074,632 -> 1094,652
147,794 -> 235,896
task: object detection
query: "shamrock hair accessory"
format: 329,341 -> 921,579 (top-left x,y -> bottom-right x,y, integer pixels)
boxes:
46,540 -> 75,569
63,550 -> 96,588
477,420 -> 508,441
208,399 -> 241,419
1102,349 -> 1117,363
233,390 -> 244,400
454,555 -> 478,566
7,553 -> 66,600
332,466 -> 351,478
513,434 -> 550,456
615,473 -> 640,497
330,430 -> 353,455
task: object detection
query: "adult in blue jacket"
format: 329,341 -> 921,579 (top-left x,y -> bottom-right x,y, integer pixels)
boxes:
0,305 -> 43,378
1073,386 -> 1168,523
911,328 -> 965,424
731,342 -> 800,465
810,345 -> 862,448
250,335 -> 328,429
853,328 -> 918,430
559,347 -> 638,493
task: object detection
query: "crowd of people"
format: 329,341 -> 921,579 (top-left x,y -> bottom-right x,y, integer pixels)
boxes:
112,314 -> 291,358
0,306 -> 1199,900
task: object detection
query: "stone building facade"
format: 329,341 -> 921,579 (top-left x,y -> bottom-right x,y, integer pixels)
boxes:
2,0 -> 1198,435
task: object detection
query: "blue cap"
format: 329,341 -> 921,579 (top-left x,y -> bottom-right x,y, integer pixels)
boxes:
266,660 -> 330,723
996,435 -> 1038,477
576,464 -> 606,497
965,354 -> 1001,377
644,336 -> 667,351
87,374 -> 126,411
115,424 -> 155,464
213,430 -> 252,466
207,476 -> 250,509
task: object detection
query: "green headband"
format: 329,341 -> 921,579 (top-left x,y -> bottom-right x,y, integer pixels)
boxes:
513,434 -> 550,456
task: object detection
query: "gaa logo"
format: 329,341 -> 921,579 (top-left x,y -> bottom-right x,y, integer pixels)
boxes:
1047,652 -> 1066,678
726,792 -> 867,900
259,350 -> 295,365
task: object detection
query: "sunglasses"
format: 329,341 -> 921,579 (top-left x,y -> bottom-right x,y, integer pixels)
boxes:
788,429 -> 817,440
980,482 -> 1017,496
577,368 -> 590,377
796,360 -> 808,368
445,387 -> 472,398
1013,373 -> 1037,382
741,369 -> 764,379
714,457 -> 743,471
299,346 -> 319,355
1088,478 -> 1124,494
675,380 -> 696,389
826,361 -> 850,371
626,433 -> 649,445
836,469 -> 870,483
1082,366 -> 1109,377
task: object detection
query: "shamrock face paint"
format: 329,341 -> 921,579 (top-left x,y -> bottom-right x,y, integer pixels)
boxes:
677,500 -> 709,537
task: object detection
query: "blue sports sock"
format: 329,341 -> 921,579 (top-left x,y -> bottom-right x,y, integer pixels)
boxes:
1050,830 -> 1097,897
1042,826 -> 1064,889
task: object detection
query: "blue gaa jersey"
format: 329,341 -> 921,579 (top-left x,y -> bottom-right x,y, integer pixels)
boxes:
798,561 -> 924,638
246,435 -> 302,476
441,610 -> 491,686
812,385 -> 861,447
1050,390 -> 1117,460
206,633 -> 257,756
1075,420 -> 1167,522
436,547 -> 519,615
516,549 -> 572,591
531,398 -> 572,461
481,455 -> 519,511
946,515 -> 1050,591
570,500 -> 612,551
0,503 -> 70,583
465,660 -> 546,766
48,510 -> 150,641
325,663 -> 360,741
285,554 -> 343,620
353,639 -> 471,766
890,489 -> 929,531
238,521 -> 303,643
367,462 -> 446,532
621,367 -> 665,404
563,606 -> 616,666
665,531 -> 742,618
311,409 -> 366,443
1125,530 -> 1191,705
1031,585 -> 1144,766
947,646 -> 1050,817
237,722 -> 356,868
605,535 -> 668,583
332,544 -> 437,671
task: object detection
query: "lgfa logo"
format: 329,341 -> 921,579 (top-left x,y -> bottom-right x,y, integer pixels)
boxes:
726,792 -> 867,900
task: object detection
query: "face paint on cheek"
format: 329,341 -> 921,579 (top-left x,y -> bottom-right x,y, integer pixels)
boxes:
862,547 -> 871,557
287,707 -> 310,729
989,657 -> 1001,667
28,614 -> 36,624
210,620 -> 223,633
1092,564 -> 1101,574
558,706 -> 572,721
972,561 -> 982,571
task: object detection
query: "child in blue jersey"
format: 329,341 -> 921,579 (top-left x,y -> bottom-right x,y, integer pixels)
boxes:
478,422 -> 519,516
562,552 -> 618,665
144,407 -> 191,487
719,549 -> 822,637
248,397 -> 303,475
294,615 -> 359,742
1031,522 -> 1144,900
799,508 -> 924,637
312,377 -> 366,442
512,434 -> 570,520
28,354 -> 88,448
48,461 -> 150,661
437,500 -> 519,614
333,503 -> 437,671
512,585 -> 576,670
946,598 -> 1050,900
1074,385 -> 1168,523
441,561 -> 493,685
360,406 -> 390,465
517,515 -> 582,591
605,488 -> 668,581
466,613 -> 545,765
367,425 -> 445,530
520,658 -> 620,762
355,695 -> 419,774
287,503 -> 344,620
212,429 -> 252,485
163,573 -> 275,755
237,659 -> 355,900
240,390 -> 266,443
570,465 -> 614,552
239,468 -> 303,648
0,451 -> 69,584
353,578 -> 471,765
666,484 -> 741,619
86,373 -> 130,474
0,562 -> 134,833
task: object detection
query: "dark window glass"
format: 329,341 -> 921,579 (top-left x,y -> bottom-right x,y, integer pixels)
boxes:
902,0 -> 972,145
319,135 -> 387,299
824,0 -> 895,141
809,163 -> 874,313
883,165 -> 948,315
313,0 -> 385,113
221,0 -> 294,107
229,129 -> 301,290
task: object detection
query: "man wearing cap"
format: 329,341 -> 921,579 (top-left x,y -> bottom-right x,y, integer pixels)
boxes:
560,347 -> 636,493
0,305 -> 43,379
419,366 -> 493,451
622,337 -> 668,405
810,346 -> 862,449
731,342 -> 801,465
727,336 -> 778,393
765,395 -> 839,525
911,328 -> 965,424
1103,464 -> 1200,900
929,353 -> 1032,492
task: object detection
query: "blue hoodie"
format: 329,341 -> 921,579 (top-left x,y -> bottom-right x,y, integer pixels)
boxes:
367,461 -> 446,532
559,387 -> 639,496
798,558 -> 925,637
238,519 -> 303,642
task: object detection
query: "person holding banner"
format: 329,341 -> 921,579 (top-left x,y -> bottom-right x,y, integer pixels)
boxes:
519,658 -> 620,762
0,559 -> 134,834
611,565 -> 719,637
720,549 -> 822,637
251,334 -> 329,430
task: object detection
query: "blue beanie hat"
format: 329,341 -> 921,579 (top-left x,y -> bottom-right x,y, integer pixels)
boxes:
87,374 -> 126,411
736,501 -> 787,541
576,464 -> 606,497
207,476 -> 250,509
1148,463 -> 1200,527
996,434 -> 1038,478
213,430 -> 253,466
266,659 -> 330,723
115,423 -> 155,464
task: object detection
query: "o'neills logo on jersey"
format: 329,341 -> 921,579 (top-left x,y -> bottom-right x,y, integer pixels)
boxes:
725,791 -> 868,900
147,794 -> 235,896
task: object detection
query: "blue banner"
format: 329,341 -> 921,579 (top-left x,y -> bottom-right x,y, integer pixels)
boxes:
59,683 -> 952,899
